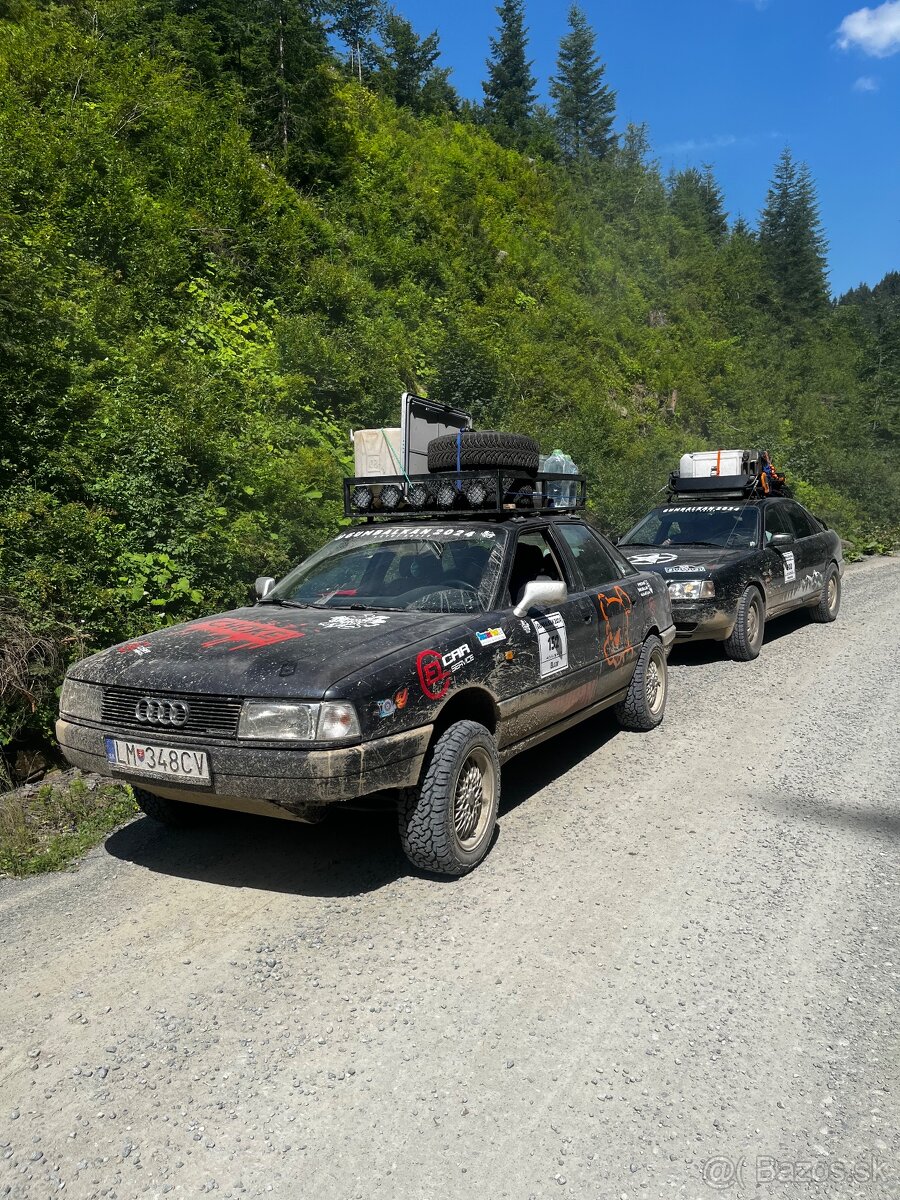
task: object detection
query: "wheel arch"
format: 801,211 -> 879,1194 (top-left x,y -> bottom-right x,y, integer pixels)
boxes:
430,687 -> 499,745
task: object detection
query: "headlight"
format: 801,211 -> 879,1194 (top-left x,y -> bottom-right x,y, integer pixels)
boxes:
59,677 -> 103,722
667,580 -> 715,600
238,700 -> 360,741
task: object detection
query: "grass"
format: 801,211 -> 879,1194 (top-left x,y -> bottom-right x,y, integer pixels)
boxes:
0,774 -> 137,877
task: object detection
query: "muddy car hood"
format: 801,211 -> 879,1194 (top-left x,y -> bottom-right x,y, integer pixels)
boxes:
69,606 -> 466,699
619,545 -> 749,575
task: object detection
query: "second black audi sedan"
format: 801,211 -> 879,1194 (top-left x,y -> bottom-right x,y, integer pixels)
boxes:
618,493 -> 843,660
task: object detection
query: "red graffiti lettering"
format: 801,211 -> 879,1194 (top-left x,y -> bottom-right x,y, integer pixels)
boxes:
178,617 -> 306,652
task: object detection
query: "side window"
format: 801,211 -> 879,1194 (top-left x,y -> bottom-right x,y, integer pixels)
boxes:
556,524 -> 624,588
764,505 -> 790,542
785,503 -> 816,540
506,530 -> 569,605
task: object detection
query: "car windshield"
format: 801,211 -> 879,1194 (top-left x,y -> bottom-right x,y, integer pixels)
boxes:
270,526 -> 508,614
621,505 -> 761,549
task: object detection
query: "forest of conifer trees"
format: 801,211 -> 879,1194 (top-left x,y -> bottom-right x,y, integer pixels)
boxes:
0,0 -> 897,772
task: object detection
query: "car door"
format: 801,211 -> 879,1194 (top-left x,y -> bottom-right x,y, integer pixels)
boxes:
761,502 -> 794,613
493,527 -> 599,745
782,501 -> 830,602
554,522 -> 643,698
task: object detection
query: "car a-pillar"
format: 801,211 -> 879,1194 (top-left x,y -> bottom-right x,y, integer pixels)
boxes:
397,687 -> 502,878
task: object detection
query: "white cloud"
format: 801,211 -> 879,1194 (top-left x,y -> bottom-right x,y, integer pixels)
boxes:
661,131 -> 780,155
663,134 -> 738,154
838,1 -> 900,57
853,74 -> 880,89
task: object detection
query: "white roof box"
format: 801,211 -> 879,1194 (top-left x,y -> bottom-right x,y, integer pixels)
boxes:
679,449 -> 760,479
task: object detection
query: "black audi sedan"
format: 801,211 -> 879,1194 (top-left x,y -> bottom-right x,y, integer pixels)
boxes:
58,506 -> 674,876
618,493 -> 843,660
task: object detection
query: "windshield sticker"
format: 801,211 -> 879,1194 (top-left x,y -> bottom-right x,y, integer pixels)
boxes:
597,587 -> 634,668
534,612 -> 568,678
318,614 -> 390,630
476,627 -> 507,648
335,527 -> 494,541
662,506 -> 741,514
636,579 -> 653,597
627,552 -> 678,565
176,617 -> 305,651
783,551 -> 796,583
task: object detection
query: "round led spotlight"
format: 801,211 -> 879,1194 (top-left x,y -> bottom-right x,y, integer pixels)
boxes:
463,478 -> 488,508
407,481 -> 430,509
380,483 -> 403,510
351,484 -> 373,512
435,479 -> 457,509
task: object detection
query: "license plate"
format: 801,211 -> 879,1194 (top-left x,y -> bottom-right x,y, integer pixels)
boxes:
105,737 -> 210,782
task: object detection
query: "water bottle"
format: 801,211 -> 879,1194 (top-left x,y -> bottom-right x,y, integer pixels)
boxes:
544,450 -> 567,508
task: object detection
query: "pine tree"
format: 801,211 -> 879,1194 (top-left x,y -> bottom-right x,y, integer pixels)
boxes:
759,148 -> 829,317
482,0 -> 536,147
668,164 -> 727,242
330,0 -> 379,80
372,9 -> 457,114
549,5 -> 616,164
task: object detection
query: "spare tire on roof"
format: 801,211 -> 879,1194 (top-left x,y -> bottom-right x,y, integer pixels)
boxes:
427,430 -> 540,474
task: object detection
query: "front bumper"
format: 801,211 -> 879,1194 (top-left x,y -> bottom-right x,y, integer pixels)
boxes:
669,600 -> 735,643
56,718 -> 432,821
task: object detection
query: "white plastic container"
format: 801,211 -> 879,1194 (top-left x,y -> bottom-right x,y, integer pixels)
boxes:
679,450 -> 747,479
352,428 -> 403,477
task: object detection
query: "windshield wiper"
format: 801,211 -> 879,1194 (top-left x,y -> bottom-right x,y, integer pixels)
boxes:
671,541 -> 724,548
257,596 -> 309,608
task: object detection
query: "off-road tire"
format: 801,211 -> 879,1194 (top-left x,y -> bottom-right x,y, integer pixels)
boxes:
615,635 -> 667,731
723,586 -> 765,661
398,720 -> 500,877
427,431 -> 540,475
134,787 -> 216,827
809,562 -> 841,623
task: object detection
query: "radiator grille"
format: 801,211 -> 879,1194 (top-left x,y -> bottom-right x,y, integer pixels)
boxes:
101,687 -> 242,738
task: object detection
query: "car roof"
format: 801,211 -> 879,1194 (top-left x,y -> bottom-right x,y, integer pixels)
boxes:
341,513 -> 588,533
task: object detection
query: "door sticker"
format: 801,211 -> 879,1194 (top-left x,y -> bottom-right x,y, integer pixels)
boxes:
783,551 -> 796,583
597,586 -> 634,668
534,612 -> 569,678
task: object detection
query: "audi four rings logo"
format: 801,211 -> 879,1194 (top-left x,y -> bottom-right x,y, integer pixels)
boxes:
134,697 -> 189,726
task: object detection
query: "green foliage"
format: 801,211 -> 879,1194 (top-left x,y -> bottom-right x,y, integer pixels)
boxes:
370,9 -> 457,116
0,775 -> 137,876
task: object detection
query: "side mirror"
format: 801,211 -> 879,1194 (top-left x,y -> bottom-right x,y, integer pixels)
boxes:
769,531 -> 792,547
255,576 -> 276,600
513,578 -> 568,618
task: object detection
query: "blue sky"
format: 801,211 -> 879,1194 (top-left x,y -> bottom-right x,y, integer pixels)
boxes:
393,0 -> 900,296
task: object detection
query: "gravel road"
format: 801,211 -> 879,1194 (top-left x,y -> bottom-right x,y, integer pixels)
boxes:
1,557 -> 898,1200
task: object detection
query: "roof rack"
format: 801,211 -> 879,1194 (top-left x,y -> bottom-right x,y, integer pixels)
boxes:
667,473 -> 761,501
343,469 -> 586,520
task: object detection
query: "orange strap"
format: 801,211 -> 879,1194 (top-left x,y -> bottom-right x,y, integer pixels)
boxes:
715,449 -> 722,477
